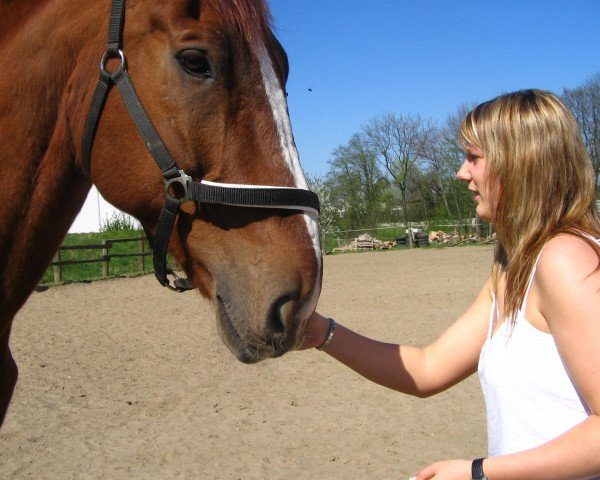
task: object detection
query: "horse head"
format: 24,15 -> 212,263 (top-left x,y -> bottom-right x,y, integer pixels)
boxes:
79,0 -> 322,362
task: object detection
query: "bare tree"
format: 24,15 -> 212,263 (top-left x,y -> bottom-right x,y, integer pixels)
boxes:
429,104 -> 475,225
563,73 -> 600,188
362,113 -> 437,240
423,128 -> 453,219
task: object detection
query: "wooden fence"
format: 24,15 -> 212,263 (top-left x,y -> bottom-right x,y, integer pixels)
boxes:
50,235 -> 152,283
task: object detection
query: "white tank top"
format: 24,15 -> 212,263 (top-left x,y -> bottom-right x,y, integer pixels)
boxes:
478,235 -> 599,460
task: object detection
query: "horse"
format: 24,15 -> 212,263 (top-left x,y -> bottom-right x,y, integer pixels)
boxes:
0,0 -> 322,426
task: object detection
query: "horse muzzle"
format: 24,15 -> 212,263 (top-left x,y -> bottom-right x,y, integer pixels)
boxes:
215,277 -> 314,363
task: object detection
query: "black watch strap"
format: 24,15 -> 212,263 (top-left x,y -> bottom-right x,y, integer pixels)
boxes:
471,458 -> 488,480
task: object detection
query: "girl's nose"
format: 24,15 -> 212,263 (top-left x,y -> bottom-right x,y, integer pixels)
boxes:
456,159 -> 470,181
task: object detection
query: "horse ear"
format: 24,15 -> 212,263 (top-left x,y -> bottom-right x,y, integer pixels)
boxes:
186,0 -> 200,20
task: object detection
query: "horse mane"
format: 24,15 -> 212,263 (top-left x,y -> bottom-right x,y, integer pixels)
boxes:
0,0 -> 48,44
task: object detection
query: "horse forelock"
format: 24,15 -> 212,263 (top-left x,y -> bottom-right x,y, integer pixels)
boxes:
202,0 -> 274,50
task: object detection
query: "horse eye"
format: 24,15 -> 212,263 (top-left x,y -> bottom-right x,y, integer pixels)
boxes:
178,50 -> 212,78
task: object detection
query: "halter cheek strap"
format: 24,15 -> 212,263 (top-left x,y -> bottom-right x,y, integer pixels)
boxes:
81,0 -> 320,292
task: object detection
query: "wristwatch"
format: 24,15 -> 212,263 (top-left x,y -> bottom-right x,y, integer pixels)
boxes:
471,458 -> 488,480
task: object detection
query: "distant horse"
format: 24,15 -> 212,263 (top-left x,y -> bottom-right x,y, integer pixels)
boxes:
0,0 -> 322,426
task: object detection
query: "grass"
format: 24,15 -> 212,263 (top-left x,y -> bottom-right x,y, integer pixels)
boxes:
41,230 -> 153,284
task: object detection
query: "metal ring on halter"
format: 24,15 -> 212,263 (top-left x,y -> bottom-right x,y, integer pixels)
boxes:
100,49 -> 126,74
164,170 -> 195,203
164,269 -> 183,292
163,268 -> 195,292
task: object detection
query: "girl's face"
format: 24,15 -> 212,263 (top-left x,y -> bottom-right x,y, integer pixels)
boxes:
456,145 -> 499,223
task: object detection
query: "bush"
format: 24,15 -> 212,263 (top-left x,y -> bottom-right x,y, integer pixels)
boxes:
101,212 -> 140,233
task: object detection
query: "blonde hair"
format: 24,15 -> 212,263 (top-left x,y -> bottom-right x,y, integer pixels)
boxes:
459,89 -> 600,321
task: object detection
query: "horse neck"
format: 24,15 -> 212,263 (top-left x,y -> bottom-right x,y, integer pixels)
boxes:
0,0 -> 101,319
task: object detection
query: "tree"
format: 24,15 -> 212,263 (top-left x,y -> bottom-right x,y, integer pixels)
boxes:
326,133 -> 387,230
563,73 -> 600,188
362,113 -> 437,236
409,166 -> 438,220
428,104 -> 476,225
305,174 -> 341,235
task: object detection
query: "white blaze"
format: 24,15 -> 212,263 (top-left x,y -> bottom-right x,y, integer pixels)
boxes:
257,42 -> 322,320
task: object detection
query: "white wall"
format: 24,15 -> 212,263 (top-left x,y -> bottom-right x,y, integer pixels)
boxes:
69,186 -> 139,233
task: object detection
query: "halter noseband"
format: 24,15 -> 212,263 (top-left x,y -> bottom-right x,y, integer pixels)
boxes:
82,0 -> 320,292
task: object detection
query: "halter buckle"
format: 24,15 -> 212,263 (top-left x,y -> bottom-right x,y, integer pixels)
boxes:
164,170 -> 195,203
164,269 -> 195,292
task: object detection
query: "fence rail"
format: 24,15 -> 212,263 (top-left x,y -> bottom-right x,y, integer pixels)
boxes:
321,220 -> 495,253
50,235 -> 151,283
48,219 -> 502,283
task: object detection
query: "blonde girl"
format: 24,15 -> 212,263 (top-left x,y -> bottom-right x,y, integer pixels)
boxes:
302,90 -> 600,480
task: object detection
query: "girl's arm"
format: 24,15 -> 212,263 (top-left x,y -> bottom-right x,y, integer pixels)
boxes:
303,278 -> 493,397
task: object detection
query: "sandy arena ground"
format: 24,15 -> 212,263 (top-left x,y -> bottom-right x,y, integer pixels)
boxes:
1,245 -> 495,479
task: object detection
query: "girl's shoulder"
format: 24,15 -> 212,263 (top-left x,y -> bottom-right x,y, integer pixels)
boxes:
537,232 -> 600,283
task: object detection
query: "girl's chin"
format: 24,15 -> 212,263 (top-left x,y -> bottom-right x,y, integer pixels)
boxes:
476,207 -> 494,223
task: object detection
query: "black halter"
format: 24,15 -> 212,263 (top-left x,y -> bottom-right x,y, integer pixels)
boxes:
82,0 -> 320,292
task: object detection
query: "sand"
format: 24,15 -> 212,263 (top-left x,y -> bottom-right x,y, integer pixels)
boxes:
1,245 -> 494,479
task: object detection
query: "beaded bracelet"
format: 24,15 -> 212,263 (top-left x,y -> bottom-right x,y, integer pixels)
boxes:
317,318 -> 336,350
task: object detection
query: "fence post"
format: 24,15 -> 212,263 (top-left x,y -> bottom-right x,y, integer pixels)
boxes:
452,228 -> 459,245
139,234 -> 145,272
102,240 -> 109,278
53,250 -> 62,283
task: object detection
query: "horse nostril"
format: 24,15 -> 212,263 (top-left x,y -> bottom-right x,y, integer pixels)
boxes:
268,295 -> 295,336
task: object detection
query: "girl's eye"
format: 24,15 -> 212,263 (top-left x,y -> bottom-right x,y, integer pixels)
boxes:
178,50 -> 212,78
465,149 -> 483,163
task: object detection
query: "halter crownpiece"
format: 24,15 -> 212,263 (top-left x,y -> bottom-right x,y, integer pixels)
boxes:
82,0 -> 320,292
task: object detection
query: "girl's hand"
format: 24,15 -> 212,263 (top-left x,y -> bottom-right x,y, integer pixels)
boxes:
415,459 -> 471,480
297,311 -> 330,350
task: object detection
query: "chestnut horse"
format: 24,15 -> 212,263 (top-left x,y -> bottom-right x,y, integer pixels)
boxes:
0,0 -> 322,426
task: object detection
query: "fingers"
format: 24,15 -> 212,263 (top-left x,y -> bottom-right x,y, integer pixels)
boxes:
297,310 -> 330,350
415,465 -> 435,480
414,459 -> 471,480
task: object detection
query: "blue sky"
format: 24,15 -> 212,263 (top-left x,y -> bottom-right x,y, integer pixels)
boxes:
267,0 -> 600,177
